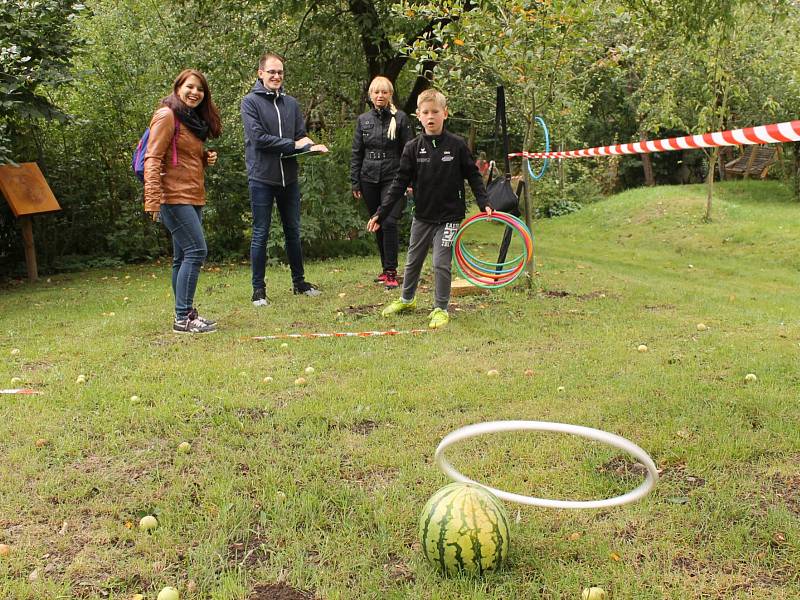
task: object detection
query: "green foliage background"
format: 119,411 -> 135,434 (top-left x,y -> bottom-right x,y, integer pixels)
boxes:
1,0 -> 799,275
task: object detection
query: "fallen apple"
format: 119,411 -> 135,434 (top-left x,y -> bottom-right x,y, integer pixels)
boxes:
263,376 -> 273,383
130,395 -> 140,402
637,344 -> 648,353
139,515 -> 158,531
582,587 -> 607,600
294,377 -> 306,385
0,544 -> 10,556
557,386 -> 565,393
280,343 -> 289,348
744,373 -> 758,383
304,366 -> 315,374
76,374 -> 86,384
524,369 -> 534,377
486,369 -> 499,377
35,438 -> 48,448
10,377 -> 22,385
696,323 -> 707,331
177,441 -> 191,454
157,587 -> 180,600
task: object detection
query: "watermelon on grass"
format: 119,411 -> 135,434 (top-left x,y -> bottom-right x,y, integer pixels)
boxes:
418,482 -> 510,576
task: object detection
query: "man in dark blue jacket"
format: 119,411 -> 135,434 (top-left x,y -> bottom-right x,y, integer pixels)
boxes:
242,52 -> 328,305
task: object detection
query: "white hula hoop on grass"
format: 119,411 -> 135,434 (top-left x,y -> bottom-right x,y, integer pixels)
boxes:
434,420 -> 659,509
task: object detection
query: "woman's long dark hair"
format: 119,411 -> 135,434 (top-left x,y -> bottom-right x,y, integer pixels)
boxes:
162,69 -> 222,139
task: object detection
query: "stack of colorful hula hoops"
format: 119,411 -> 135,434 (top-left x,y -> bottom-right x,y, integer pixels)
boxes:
453,212 -> 534,288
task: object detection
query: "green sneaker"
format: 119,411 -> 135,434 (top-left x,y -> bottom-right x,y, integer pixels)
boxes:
381,297 -> 417,317
428,307 -> 450,329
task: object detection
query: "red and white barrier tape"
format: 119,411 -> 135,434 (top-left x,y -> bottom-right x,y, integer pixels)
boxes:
253,329 -> 429,340
0,388 -> 40,394
510,119 -> 800,160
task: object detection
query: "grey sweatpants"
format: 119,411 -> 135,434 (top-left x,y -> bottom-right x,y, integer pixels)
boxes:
400,218 -> 460,310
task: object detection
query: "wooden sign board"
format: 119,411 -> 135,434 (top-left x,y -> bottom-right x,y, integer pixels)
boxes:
0,162 -> 61,216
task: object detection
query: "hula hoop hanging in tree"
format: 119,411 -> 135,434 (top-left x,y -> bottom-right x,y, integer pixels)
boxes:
526,116 -> 550,181
453,212 -> 533,289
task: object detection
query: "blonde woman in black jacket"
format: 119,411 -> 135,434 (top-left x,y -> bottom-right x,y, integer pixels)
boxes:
350,76 -> 414,289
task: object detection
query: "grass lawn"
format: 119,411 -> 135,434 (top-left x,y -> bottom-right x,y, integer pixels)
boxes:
1,180 -> 798,599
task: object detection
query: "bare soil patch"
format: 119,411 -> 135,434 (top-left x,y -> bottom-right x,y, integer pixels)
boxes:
249,582 -> 316,600
349,419 -> 379,435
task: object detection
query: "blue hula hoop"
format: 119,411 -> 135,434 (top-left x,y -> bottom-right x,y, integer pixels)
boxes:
526,116 -> 550,181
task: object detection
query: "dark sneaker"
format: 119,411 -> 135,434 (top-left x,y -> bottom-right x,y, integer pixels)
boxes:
293,281 -> 322,297
252,288 -> 269,306
374,272 -> 389,283
384,271 -> 399,290
188,307 -> 216,327
173,317 -> 215,334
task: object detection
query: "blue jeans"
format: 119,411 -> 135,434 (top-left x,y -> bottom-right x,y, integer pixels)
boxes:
249,180 -> 305,290
159,204 -> 207,320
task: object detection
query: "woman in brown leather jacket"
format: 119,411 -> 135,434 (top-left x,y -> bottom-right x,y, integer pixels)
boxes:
144,69 -> 222,333
350,76 -> 414,289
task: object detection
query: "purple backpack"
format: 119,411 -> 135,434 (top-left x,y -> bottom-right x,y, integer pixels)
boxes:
132,116 -> 180,182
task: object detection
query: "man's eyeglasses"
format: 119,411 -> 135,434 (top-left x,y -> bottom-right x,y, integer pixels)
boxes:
263,69 -> 284,76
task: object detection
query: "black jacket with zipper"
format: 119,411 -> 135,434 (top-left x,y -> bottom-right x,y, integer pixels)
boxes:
350,107 -> 414,190
376,129 -> 489,224
241,80 -> 310,187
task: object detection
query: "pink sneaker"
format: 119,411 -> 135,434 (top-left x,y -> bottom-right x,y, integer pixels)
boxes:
384,272 -> 399,289
374,272 -> 388,283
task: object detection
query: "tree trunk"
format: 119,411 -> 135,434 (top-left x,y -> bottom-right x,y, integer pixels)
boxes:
347,0 -> 475,114
795,141 -> 800,200
640,131 -> 655,186
704,147 -> 720,222
717,146 -> 728,181
521,102 -> 538,289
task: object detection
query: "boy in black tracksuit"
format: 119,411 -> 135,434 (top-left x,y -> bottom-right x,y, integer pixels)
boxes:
368,88 -> 491,329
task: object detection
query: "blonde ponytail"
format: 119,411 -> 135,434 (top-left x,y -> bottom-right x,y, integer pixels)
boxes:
387,103 -> 398,140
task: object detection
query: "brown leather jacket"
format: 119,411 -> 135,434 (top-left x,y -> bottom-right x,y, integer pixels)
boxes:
143,107 -> 210,211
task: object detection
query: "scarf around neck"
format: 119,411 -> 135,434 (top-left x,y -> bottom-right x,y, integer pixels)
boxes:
173,106 -> 209,141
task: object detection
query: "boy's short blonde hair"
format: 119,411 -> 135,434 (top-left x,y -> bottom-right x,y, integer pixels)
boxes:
417,88 -> 447,109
